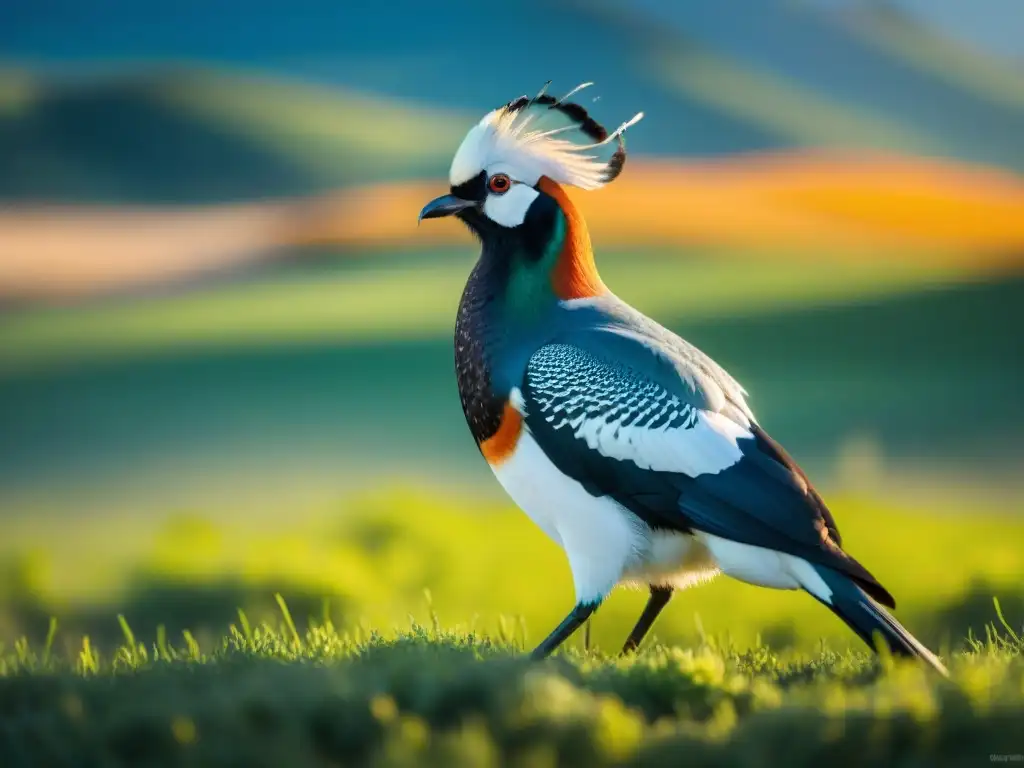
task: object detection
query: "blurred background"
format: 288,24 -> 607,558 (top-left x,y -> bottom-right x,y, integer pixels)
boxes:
1,0 -> 1023,655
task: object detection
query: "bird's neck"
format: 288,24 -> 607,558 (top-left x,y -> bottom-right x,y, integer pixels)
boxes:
474,179 -> 605,325
536,178 -> 606,301
454,179 -> 606,432
462,182 -> 604,346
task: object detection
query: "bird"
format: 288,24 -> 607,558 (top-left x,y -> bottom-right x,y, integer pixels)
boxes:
418,83 -> 948,675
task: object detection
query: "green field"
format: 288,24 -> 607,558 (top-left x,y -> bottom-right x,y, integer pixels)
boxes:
2,261 -> 1021,522
3,488 -> 1023,768
1,442 -> 1019,767
0,247 -> 972,374
3,489 -> 1023,655
0,603 -> 1021,767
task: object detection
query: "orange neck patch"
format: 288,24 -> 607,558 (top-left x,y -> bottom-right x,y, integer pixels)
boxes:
537,177 -> 606,300
480,400 -> 523,466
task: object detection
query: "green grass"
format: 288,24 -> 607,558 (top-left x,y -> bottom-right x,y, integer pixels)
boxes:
0,603 -> 1021,767
3,489 -> 1023,656
1,491 -> 1022,765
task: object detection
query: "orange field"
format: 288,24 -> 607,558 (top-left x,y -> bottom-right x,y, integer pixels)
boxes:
4,151 -> 1024,299
297,151 -> 1024,264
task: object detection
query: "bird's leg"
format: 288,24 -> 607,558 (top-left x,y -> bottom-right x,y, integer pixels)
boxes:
620,585 -> 673,655
530,601 -> 601,660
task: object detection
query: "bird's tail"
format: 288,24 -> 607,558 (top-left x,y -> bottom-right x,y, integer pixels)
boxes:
811,565 -> 948,677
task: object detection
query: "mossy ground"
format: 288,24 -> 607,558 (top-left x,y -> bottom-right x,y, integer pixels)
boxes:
1,603 -> 1021,768
1,493 -> 1022,766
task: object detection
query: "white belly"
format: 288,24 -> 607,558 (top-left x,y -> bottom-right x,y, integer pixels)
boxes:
623,530 -> 720,591
491,432 -> 719,603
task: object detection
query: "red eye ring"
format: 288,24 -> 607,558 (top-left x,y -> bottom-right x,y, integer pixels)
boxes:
488,173 -> 511,194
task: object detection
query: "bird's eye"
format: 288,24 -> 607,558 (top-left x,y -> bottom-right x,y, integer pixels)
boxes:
488,173 -> 511,194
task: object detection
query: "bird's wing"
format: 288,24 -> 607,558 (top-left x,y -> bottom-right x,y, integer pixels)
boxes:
521,333 -> 893,607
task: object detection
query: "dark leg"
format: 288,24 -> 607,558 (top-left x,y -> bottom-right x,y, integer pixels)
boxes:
621,586 -> 673,655
530,601 -> 601,660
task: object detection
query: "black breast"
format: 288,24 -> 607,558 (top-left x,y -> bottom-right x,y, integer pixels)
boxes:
454,259 -> 507,446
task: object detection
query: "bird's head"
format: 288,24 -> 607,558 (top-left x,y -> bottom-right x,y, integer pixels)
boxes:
419,84 -> 642,299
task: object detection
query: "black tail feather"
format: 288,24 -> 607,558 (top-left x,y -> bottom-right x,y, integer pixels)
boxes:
813,566 -> 948,676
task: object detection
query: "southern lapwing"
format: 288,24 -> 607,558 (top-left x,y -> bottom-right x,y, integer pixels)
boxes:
418,84 -> 947,675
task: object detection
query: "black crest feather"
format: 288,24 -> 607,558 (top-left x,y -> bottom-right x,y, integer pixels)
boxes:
501,83 -> 638,186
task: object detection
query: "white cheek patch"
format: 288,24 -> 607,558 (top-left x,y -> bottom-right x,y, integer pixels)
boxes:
483,184 -> 540,228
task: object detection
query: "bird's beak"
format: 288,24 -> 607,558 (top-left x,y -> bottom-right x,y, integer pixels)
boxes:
418,194 -> 476,222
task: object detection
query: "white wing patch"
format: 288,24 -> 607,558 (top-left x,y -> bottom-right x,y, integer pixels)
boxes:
586,410 -> 750,477
527,344 -> 753,477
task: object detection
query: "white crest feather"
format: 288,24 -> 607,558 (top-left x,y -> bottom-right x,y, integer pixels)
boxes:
448,83 -> 643,191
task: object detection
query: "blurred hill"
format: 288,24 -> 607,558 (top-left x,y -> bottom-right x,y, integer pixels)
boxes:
0,69 -> 465,203
3,61 -> 1024,300
3,0 -> 1024,208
